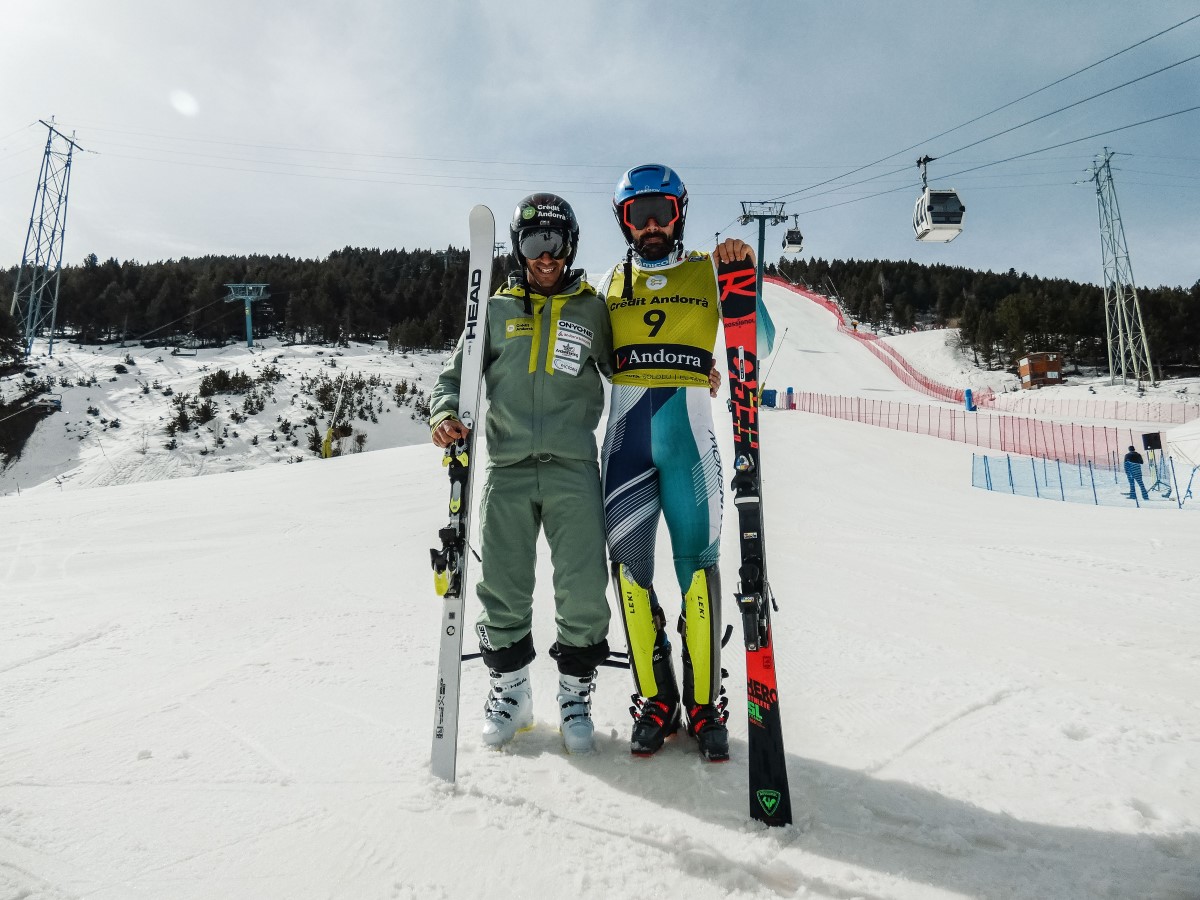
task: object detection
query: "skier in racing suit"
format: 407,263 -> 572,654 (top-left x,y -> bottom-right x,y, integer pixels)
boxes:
600,163 -> 759,762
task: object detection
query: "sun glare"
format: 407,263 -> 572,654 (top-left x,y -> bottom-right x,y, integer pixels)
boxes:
169,90 -> 200,117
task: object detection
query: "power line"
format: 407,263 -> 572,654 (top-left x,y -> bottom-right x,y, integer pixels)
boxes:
765,11 -> 1200,204
934,51 -> 1200,163
789,105 -> 1200,217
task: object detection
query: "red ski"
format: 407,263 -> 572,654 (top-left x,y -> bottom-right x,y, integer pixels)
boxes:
718,256 -> 792,827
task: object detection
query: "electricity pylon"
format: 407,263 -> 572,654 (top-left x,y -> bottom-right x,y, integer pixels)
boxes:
1090,148 -> 1154,386
9,119 -> 83,358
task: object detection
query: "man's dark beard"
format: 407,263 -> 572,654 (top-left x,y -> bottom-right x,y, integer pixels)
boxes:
634,231 -> 672,260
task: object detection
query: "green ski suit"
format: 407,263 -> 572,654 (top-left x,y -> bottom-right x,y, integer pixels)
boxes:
430,270 -> 615,675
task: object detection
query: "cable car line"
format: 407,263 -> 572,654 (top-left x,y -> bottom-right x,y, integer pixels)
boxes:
786,104 -> 1200,218
765,12 -> 1200,205
930,50 -> 1200,165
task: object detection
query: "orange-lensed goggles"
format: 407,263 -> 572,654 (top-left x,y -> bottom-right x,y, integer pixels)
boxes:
621,194 -> 680,231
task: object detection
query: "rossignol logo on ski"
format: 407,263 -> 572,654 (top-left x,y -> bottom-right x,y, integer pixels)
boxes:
718,268 -> 756,298
756,790 -> 782,817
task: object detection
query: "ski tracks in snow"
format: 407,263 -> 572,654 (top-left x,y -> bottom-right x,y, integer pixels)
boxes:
864,686 -> 1026,775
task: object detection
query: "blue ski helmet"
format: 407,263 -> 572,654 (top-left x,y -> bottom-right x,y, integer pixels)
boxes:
612,164 -> 689,248
510,193 -> 580,268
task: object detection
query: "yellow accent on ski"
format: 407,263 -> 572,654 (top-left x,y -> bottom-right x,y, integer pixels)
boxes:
433,568 -> 450,597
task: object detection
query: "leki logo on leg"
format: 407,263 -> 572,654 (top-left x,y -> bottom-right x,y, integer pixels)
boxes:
756,789 -> 782,816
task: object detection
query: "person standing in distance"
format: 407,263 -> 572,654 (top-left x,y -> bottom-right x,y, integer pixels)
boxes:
600,163 -> 766,762
430,194 -> 614,754
1123,445 -> 1149,500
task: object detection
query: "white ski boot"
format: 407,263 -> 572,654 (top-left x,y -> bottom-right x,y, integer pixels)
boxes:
482,666 -> 534,748
557,670 -> 597,754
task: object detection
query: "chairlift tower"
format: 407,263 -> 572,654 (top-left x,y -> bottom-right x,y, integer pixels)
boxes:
9,119 -> 83,358
1090,148 -> 1154,386
224,283 -> 270,349
737,201 -> 788,307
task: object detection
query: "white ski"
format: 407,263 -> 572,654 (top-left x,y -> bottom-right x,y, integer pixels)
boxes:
430,204 -> 494,782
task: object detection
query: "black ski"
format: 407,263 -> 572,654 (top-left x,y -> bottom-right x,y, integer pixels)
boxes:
718,256 -> 792,827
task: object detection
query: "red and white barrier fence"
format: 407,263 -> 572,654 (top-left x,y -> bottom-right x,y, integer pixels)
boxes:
793,392 -> 1137,467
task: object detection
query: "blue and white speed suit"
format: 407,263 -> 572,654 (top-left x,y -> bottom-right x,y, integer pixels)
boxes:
601,249 -> 724,705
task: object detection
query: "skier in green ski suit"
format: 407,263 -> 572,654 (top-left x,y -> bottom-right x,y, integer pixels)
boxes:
429,193 -> 614,755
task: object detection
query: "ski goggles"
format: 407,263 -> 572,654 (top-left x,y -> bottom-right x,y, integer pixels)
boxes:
517,228 -> 570,261
621,194 -> 680,231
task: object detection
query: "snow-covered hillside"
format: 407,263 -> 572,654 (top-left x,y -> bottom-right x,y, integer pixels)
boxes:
1,339 -> 448,495
2,283 -> 1198,899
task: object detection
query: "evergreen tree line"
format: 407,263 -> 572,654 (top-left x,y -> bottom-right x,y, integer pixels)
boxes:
0,246 -> 487,365
2,249 -> 1196,378
773,257 -> 1200,378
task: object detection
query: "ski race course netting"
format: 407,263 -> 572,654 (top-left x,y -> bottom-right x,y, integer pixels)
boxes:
763,277 -> 1197,509
971,452 -> 1198,510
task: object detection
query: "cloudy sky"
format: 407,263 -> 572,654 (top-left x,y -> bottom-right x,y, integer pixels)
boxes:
2,1 -> 1198,288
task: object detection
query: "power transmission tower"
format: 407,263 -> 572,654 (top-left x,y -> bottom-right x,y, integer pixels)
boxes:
9,119 -> 83,358
1090,148 -> 1154,386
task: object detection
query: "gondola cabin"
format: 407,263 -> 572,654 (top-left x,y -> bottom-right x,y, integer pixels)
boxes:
913,188 -> 965,242
782,227 -> 804,254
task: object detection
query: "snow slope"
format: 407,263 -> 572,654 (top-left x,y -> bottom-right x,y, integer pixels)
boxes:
2,283 -> 1199,900
1,340 -> 448,496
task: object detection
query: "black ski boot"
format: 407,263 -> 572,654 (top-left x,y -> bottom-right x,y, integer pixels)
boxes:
629,642 -> 680,756
682,649 -> 730,762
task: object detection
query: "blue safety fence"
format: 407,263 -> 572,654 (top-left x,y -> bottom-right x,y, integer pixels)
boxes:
971,453 -> 1199,510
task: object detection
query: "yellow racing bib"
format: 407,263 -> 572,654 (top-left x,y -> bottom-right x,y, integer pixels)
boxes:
606,253 -> 720,387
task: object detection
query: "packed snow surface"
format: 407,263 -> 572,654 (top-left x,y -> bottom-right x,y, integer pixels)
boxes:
2,283 -> 1198,899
